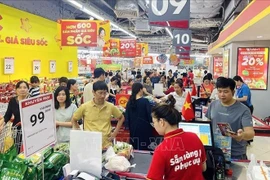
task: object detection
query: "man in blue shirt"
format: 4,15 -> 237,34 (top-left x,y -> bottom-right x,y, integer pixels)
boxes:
233,76 -> 253,114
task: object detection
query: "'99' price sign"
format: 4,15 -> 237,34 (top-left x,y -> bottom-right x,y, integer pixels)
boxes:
19,93 -> 56,157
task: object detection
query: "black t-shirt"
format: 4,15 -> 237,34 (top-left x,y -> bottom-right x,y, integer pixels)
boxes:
4,97 -> 21,126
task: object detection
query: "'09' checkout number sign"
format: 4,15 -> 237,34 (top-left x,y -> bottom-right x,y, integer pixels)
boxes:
19,93 -> 56,157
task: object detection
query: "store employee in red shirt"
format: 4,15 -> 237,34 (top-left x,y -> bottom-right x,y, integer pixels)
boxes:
147,95 -> 207,180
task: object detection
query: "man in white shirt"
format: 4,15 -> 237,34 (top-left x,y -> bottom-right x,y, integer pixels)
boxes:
83,68 -> 105,103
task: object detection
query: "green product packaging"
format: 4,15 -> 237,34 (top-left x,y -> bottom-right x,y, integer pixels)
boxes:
0,145 -> 18,161
0,168 -> 24,180
42,147 -> 54,160
1,161 -> 28,174
24,166 -> 37,180
44,152 -> 68,170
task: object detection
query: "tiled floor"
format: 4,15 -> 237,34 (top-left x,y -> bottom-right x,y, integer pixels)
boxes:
247,136 -> 270,161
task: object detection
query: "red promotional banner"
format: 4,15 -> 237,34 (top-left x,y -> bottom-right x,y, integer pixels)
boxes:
136,43 -> 149,57
237,47 -> 269,90
213,56 -> 223,79
116,94 -> 130,108
60,20 -> 97,46
103,38 -> 120,57
142,56 -> 153,64
120,39 -> 136,57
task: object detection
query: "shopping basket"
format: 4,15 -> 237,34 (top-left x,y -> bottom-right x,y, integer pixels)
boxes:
0,121 -> 22,154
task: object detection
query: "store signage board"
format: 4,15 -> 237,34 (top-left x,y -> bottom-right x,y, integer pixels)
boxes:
19,93 -> 56,157
173,29 -> 192,47
33,60 -> 41,74
213,56 -> 223,79
223,49 -> 230,78
68,61 -> 73,72
136,43 -> 149,57
178,52 -> 190,59
175,46 -> 191,53
142,56 -> 154,64
59,20 -> 110,47
237,47 -> 269,90
4,57 -> 14,74
50,60 -> 56,73
148,0 -> 190,29
60,20 -> 97,47
120,39 -> 136,57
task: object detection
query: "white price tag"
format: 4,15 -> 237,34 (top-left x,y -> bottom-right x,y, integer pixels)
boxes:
68,61 -> 73,72
33,60 -> 41,74
4,57 -> 14,74
50,60 -> 56,73
19,94 -> 56,157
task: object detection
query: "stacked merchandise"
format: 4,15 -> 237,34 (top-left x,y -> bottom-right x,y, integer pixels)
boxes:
0,145 -> 69,180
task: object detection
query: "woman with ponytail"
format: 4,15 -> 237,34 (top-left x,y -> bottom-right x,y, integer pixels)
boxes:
125,83 -> 154,150
147,96 -> 207,180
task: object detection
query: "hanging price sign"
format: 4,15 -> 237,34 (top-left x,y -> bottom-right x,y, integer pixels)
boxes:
120,39 -> 136,57
4,57 -> 14,74
50,60 -> 56,73
213,56 -> 223,79
237,47 -> 269,90
33,60 -> 41,74
19,94 -> 56,157
68,61 -> 73,72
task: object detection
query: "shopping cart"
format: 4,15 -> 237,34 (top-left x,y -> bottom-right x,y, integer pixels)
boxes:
0,121 -> 22,154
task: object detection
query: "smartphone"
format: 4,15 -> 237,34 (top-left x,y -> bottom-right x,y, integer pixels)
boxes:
217,122 -> 237,136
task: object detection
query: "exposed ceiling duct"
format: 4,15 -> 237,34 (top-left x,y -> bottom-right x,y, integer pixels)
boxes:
114,0 -> 139,18
190,18 -> 222,29
190,0 -> 224,18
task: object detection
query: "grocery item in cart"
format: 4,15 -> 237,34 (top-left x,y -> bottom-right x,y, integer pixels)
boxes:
113,142 -> 134,160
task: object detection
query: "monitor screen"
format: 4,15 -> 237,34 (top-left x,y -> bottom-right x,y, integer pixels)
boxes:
179,122 -> 213,146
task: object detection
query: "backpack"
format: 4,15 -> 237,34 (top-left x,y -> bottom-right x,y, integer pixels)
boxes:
203,147 -> 226,180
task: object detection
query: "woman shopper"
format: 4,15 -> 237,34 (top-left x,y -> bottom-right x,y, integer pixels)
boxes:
200,75 -> 214,99
108,76 -> 120,104
54,86 -> 77,143
0,81 -> 30,128
67,79 -> 79,107
155,81 -> 186,112
167,69 -> 175,88
0,81 -> 30,153
125,83 -> 154,150
147,96 -> 207,180
233,75 -> 254,114
143,76 -> 153,96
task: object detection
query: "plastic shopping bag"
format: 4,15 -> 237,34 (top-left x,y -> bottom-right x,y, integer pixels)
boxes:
104,156 -> 135,172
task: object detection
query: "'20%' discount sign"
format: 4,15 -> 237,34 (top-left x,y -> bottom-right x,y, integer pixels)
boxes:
19,94 -> 56,157
237,47 -> 269,90
120,39 -> 136,57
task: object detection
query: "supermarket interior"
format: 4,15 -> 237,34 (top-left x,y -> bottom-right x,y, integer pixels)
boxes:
0,0 -> 270,179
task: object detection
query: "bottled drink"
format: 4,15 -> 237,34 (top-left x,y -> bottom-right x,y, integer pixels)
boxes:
216,156 -> 225,180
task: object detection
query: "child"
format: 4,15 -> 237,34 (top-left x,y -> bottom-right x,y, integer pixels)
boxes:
29,76 -> 40,97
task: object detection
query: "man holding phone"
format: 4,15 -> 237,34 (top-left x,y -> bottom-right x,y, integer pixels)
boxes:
206,77 -> 255,160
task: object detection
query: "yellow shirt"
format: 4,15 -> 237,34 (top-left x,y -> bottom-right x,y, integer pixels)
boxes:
73,101 -> 122,148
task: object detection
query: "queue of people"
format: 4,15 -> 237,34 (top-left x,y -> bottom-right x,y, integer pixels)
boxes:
0,66 -> 255,179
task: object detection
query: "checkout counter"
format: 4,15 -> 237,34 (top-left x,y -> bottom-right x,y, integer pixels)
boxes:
112,151 -> 270,180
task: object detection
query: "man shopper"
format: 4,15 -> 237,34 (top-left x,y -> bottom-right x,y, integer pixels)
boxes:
206,77 -> 255,160
83,68 -> 105,103
72,81 -> 125,149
